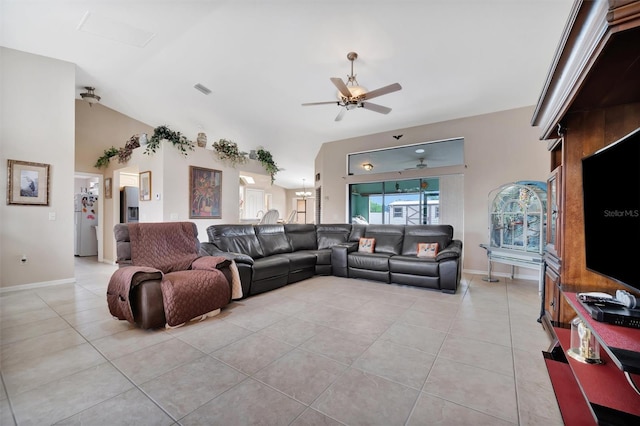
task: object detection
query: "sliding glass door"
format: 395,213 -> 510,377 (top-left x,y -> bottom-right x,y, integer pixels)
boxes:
350,178 -> 440,225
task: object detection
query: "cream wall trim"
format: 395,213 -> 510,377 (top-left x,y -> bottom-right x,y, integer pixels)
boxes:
0,278 -> 76,294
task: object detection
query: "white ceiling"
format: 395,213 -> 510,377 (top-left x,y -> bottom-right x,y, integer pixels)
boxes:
0,0 -> 574,188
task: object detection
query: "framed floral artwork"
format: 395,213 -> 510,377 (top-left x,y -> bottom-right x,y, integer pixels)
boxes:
190,166 -> 222,218
7,159 -> 50,206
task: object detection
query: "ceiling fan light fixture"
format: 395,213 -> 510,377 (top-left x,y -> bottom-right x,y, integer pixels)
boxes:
302,51 -> 401,121
337,85 -> 366,100
80,86 -> 101,106
362,163 -> 374,171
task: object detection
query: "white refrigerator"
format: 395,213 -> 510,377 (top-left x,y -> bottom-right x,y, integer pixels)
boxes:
74,194 -> 98,256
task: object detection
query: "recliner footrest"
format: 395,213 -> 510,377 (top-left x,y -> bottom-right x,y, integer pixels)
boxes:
161,270 -> 231,327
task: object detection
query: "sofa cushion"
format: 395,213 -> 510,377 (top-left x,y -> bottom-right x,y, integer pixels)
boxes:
207,225 -> 264,259
348,252 -> 391,271
255,224 -> 293,256
279,252 -> 317,271
401,225 -> 453,256
348,224 -> 367,242
389,255 -> 439,276
252,256 -> 290,281
364,225 -> 405,255
284,224 -> 317,251
316,224 -> 352,249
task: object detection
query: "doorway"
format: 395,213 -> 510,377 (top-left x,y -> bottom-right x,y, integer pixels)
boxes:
74,172 -> 103,262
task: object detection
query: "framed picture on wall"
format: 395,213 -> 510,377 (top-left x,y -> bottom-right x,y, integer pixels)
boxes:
139,171 -> 152,201
190,166 -> 222,218
6,159 -> 50,206
104,177 -> 112,199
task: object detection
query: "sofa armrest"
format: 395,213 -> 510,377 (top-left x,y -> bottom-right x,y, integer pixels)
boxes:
436,240 -> 462,262
200,242 -> 254,265
330,242 -> 358,277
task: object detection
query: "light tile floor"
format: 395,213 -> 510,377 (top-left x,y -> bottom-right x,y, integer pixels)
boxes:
0,257 -> 563,425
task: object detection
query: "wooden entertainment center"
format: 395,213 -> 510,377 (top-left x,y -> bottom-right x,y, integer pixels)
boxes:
532,0 -> 640,424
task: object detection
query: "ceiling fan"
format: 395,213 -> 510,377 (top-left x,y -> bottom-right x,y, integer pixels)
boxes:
404,158 -> 427,170
302,52 -> 402,121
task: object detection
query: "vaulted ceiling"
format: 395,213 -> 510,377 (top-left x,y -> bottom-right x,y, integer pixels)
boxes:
0,0 -> 574,188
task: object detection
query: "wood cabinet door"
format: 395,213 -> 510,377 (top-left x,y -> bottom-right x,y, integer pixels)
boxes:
545,265 -> 561,325
546,166 -> 562,259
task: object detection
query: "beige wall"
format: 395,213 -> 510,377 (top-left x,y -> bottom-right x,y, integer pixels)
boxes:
1,48 -> 76,288
75,100 -> 154,174
316,106 -> 549,278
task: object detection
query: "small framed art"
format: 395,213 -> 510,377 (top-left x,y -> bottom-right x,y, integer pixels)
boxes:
139,171 -> 152,201
104,177 -> 112,199
7,159 -> 50,206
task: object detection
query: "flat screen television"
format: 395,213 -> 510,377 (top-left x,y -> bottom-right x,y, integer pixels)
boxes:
582,126 -> 640,295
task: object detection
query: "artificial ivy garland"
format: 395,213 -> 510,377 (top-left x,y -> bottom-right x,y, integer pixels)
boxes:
213,139 -> 248,166
94,147 -> 119,169
256,147 -> 280,184
145,125 -> 194,157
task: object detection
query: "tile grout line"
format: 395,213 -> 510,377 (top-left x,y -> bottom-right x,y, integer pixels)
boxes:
403,275 -> 471,426
40,290 -> 184,426
0,371 -> 19,426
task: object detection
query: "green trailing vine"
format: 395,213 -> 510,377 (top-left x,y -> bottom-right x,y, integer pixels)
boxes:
145,125 -> 194,157
213,138 -> 248,166
94,147 -> 119,169
256,147 -> 280,184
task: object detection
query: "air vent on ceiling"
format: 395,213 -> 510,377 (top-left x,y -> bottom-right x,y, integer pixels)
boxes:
194,84 -> 212,95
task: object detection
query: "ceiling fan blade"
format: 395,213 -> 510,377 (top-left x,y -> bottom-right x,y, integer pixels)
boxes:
302,101 -> 339,106
335,108 -> 347,121
361,102 -> 391,114
331,77 -> 352,98
364,83 -> 402,100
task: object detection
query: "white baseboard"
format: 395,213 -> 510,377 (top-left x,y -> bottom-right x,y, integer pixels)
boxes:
0,277 -> 76,294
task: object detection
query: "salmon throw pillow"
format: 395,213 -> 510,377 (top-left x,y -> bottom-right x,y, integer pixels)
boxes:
417,242 -> 439,258
358,238 -> 375,253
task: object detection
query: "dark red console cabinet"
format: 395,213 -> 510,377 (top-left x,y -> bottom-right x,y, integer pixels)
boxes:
543,293 -> 640,425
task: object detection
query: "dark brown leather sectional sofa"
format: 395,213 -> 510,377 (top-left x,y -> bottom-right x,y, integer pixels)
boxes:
201,223 -> 462,297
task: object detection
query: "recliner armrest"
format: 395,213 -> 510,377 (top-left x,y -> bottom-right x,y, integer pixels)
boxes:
330,242 -> 358,277
436,240 -> 462,261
